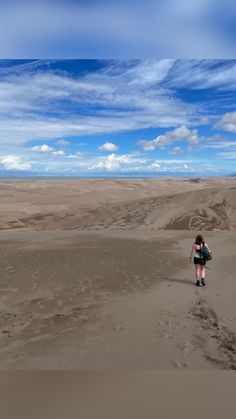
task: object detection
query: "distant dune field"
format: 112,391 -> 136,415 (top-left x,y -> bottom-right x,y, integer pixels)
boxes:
0,177 -> 235,231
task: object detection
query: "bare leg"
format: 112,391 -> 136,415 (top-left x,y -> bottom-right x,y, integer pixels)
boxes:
195,264 -> 201,285
201,265 -> 206,279
201,265 -> 206,286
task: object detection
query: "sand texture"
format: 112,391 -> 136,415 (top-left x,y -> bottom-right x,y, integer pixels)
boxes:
0,177 -> 236,231
0,178 -> 235,369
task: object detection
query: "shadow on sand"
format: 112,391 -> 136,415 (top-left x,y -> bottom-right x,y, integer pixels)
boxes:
164,277 -> 194,286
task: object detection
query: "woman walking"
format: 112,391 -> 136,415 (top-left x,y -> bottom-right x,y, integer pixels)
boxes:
189,234 -> 211,287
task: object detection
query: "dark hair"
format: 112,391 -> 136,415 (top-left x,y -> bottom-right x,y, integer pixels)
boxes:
195,234 -> 204,245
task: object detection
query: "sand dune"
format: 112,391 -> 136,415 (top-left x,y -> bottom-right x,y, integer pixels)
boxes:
0,229 -> 235,369
0,178 -> 235,370
0,177 -> 235,231
76,187 -> 236,231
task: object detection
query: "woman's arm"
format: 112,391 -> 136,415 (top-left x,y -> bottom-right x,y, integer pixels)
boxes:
189,244 -> 195,261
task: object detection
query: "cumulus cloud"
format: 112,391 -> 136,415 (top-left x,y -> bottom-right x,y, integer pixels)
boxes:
147,162 -> 160,169
0,156 -> 31,171
88,152 -> 164,173
89,153 -> 202,173
216,111 -> 236,133
98,142 -> 118,152
31,144 -> 64,156
90,153 -> 150,171
138,125 -> 198,151
90,153 -> 126,170
31,144 -> 55,153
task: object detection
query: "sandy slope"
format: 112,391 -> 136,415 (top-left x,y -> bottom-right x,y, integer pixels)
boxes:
76,187 -> 236,230
0,178 -> 235,370
0,177 -> 236,231
0,229 -> 235,369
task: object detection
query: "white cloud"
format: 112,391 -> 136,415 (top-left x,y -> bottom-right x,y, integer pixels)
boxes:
89,153 -> 149,171
200,139 -> 236,149
67,152 -> 84,159
57,139 -> 70,147
31,144 -> 64,156
67,155 -> 78,159
157,159 -> 194,164
165,60 -> 236,90
184,164 -> 189,169
52,150 -> 65,156
138,125 -> 198,151
75,151 -> 84,157
31,144 -> 55,153
217,151 -> 236,159
169,146 -> 182,155
127,60 -> 175,86
147,162 -> 160,170
98,142 -> 118,152
0,155 -> 31,171
90,154 -> 119,171
0,62 -> 198,148
216,111 -> 236,133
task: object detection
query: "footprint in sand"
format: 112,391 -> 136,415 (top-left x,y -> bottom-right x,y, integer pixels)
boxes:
179,341 -> 195,354
173,360 -> 190,368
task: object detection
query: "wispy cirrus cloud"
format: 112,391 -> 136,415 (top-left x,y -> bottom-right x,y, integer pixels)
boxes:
0,60 -> 197,147
164,60 -> 236,90
0,58 -> 235,176
200,139 -> 236,149
217,151 -> 236,159
1,59 -> 236,151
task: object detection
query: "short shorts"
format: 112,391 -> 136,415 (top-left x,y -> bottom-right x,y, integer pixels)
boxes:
194,257 -> 206,265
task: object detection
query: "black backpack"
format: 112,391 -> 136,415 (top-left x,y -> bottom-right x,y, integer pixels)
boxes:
200,243 -> 212,262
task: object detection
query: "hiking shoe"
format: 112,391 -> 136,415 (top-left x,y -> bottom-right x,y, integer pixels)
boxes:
201,278 -> 206,286
195,280 -> 201,287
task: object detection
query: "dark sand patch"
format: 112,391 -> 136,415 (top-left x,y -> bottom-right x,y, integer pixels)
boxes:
190,298 -> 236,370
0,234 -> 184,368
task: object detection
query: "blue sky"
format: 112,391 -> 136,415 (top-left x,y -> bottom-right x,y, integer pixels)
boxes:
0,1 -> 236,58
0,59 -> 236,176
